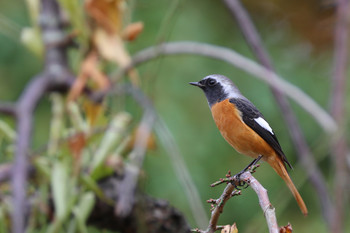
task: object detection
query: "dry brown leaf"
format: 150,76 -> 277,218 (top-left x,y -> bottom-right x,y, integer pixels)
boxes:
122,21 -> 144,41
85,0 -> 140,85
68,132 -> 86,175
93,28 -> 131,67
84,100 -> 104,126
67,51 -> 110,102
85,0 -> 124,34
127,127 -> 157,152
279,223 -> 292,233
220,223 -> 238,233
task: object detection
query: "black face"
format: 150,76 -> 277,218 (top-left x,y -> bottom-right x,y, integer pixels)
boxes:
190,78 -> 227,107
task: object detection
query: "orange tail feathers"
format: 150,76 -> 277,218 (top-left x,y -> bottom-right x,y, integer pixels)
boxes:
268,157 -> 308,216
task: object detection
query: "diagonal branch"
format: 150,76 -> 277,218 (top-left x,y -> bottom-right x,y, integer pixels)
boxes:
222,0 -> 334,226
109,85 -> 209,227
114,41 -> 337,133
330,0 -> 350,232
194,171 -> 278,233
0,102 -> 16,116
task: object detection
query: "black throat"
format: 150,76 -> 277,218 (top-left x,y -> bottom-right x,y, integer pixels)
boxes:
201,83 -> 228,108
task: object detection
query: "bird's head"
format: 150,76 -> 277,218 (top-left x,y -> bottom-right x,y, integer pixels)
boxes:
190,74 -> 243,107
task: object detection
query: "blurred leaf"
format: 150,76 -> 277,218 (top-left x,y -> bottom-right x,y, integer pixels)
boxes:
80,175 -> 113,205
85,0 -> 124,34
73,192 -> 95,232
93,28 -> 131,67
84,100 -> 104,126
51,161 -> 69,219
20,27 -> 43,56
0,205 -> 8,233
67,101 -> 89,132
58,0 -> 89,47
68,132 -> 86,175
34,157 -> 51,178
0,120 -> 16,141
122,21 -> 144,41
25,0 -> 40,25
90,112 -> 131,179
67,51 -> 110,102
48,94 -> 64,156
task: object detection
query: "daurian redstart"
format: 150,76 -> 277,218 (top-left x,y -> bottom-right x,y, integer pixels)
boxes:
190,74 -> 308,215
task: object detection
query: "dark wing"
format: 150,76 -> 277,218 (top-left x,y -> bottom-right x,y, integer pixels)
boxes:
229,98 -> 292,169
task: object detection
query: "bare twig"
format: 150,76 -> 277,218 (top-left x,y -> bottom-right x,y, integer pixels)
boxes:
12,74 -> 51,233
330,0 -> 350,232
197,170 -> 278,233
115,109 -> 156,217
205,182 -> 237,233
0,102 -> 16,116
114,41 -> 337,133
222,0 -> 334,226
109,85 -> 209,227
240,172 -> 279,233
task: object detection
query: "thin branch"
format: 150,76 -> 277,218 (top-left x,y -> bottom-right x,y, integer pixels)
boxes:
12,75 -> 50,233
109,85 -> 209,227
222,0 -> 334,226
195,170 -> 278,233
330,0 -> 350,232
115,109 -> 156,217
240,172 -> 279,233
0,102 -> 16,116
114,41 -> 337,133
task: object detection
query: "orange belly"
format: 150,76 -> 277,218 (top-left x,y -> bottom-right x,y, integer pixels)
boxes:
211,99 -> 275,159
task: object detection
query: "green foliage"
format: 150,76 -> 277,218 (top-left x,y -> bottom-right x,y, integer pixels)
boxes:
0,0 -> 349,233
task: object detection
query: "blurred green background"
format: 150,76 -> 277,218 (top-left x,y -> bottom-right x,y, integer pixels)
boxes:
0,0 -> 348,232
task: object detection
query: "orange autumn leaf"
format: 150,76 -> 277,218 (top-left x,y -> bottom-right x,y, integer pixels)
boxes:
122,22 -> 144,41
84,100 -> 104,126
67,51 -> 110,102
125,126 -> 156,154
85,0 -> 140,85
280,223 -> 293,233
68,132 -> 86,157
93,28 -> 131,67
85,0 -> 124,34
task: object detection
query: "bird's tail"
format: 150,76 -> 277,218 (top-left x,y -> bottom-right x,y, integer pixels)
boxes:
269,157 -> 308,216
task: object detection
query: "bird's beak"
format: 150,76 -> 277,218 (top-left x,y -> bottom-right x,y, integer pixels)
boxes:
189,82 -> 204,87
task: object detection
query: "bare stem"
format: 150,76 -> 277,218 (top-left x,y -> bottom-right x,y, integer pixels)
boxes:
197,171 -> 278,233
240,172 -> 279,233
114,41 -> 337,133
330,0 -> 350,232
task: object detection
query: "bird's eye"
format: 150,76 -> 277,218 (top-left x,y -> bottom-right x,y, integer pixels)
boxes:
207,79 -> 217,86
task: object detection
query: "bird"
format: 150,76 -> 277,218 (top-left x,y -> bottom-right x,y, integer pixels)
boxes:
189,74 -> 308,215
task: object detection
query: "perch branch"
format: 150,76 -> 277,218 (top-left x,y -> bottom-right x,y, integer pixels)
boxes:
222,0 -> 333,226
195,170 -> 278,233
240,172 -> 279,233
114,41 -> 337,133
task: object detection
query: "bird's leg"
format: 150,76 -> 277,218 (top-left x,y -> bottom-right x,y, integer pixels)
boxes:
234,155 -> 263,189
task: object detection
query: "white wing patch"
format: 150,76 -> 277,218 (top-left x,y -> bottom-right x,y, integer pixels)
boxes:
254,117 -> 274,134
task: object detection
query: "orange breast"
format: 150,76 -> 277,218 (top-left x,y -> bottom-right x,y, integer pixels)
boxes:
211,99 -> 275,159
